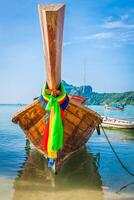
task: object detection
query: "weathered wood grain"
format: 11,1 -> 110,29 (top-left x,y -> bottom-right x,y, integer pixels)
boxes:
38,4 -> 65,90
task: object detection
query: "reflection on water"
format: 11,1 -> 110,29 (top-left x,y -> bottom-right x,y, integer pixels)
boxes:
13,147 -> 103,200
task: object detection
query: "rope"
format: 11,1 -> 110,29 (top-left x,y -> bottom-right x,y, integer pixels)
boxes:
95,152 -> 100,168
116,181 -> 134,193
100,124 -> 134,177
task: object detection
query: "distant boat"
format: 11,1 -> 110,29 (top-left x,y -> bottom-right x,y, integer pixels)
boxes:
102,116 -> 134,129
104,104 -> 125,110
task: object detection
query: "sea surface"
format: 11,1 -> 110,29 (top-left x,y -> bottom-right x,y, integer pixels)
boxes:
0,104 -> 134,200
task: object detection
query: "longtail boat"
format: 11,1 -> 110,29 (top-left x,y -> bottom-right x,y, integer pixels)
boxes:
12,4 -> 102,173
104,104 -> 125,111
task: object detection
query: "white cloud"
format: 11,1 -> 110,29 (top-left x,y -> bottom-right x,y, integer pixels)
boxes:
103,20 -> 134,29
63,32 -> 114,47
81,32 -> 115,40
63,9 -> 134,48
101,10 -> 134,45
121,14 -> 129,20
63,41 -> 74,46
121,31 -> 134,38
93,44 -> 111,49
104,16 -> 114,22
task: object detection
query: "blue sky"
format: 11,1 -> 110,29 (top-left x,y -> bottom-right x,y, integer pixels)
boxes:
0,0 -> 134,103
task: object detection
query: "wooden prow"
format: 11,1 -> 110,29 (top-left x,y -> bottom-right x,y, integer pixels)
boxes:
11,4 -> 102,174
38,4 -> 65,91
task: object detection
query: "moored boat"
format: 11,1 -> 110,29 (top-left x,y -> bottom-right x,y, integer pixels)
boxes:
104,104 -> 125,110
12,4 -> 102,173
102,116 -> 134,129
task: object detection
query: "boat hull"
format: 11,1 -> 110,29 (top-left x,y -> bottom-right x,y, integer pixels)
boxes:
12,98 -> 102,172
104,105 -> 125,111
105,107 -> 124,111
102,123 -> 134,129
102,116 -> 134,129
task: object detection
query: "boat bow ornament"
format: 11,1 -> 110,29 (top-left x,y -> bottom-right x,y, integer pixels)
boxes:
40,82 -> 69,159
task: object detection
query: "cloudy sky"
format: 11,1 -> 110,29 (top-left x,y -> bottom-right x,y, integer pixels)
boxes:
0,0 -> 134,103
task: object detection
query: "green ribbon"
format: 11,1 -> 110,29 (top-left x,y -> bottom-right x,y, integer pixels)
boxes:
46,96 -> 63,151
42,82 -> 66,151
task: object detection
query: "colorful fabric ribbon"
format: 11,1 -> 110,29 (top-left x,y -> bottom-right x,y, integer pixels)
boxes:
40,82 -> 69,159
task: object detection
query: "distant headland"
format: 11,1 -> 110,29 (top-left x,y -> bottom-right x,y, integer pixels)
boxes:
62,80 -> 134,105
0,81 -> 133,106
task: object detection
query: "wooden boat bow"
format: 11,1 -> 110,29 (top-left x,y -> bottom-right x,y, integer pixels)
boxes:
12,4 -> 102,173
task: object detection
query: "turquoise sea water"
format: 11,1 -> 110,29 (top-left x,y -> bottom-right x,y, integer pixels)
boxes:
0,105 -> 134,200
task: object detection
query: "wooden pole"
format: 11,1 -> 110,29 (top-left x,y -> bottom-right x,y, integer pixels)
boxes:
38,4 -> 65,91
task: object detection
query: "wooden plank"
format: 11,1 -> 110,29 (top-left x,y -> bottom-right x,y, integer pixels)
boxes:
70,101 -> 102,121
66,103 -> 86,119
64,110 -> 81,126
38,4 -> 65,90
63,119 -> 75,135
12,100 -> 43,123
